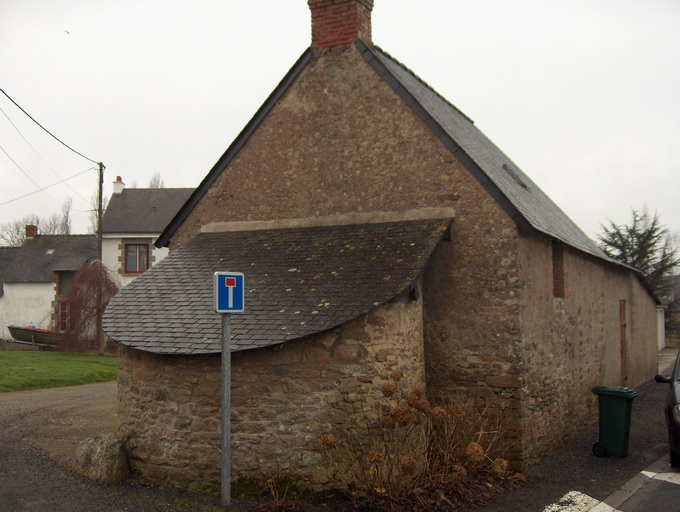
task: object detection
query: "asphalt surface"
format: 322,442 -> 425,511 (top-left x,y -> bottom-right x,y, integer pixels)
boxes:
478,349 -> 680,512
0,381 -> 233,512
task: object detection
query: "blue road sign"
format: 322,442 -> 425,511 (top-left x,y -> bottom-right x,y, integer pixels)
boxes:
214,272 -> 245,313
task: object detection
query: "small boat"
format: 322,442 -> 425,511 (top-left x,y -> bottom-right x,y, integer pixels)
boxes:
7,325 -> 63,346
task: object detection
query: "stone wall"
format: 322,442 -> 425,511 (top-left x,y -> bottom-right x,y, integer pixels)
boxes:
516,231 -> 658,466
420,177 -> 525,461
117,291 -> 425,491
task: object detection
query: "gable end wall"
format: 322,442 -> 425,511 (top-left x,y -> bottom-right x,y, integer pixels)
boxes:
165,44 -> 527,463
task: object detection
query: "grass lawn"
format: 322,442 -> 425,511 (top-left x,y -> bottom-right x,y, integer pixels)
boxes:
0,351 -> 117,392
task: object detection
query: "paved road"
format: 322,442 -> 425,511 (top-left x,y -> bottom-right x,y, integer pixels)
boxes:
0,382 -> 232,512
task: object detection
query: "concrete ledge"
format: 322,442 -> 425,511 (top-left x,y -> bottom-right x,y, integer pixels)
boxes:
201,208 -> 455,233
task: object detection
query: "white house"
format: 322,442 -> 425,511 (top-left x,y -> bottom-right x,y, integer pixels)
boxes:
0,226 -> 96,340
101,177 -> 193,288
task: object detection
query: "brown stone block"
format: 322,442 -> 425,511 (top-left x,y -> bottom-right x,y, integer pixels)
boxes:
366,314 -> 386,327
375,349 -> 391,362
485,375 -> 521,388
305,346 -> 331,364
332,343 -> 363,361
289,369 -> 322,378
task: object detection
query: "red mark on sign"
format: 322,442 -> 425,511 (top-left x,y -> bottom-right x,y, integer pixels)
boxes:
225,277 -> 236,287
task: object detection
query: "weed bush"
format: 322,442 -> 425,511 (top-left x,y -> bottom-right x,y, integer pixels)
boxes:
320,375 -> 522,511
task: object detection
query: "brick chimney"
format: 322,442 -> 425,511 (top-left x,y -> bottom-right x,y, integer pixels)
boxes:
308,0 -> 373,49
25,224 -> 38,239
113,176 -> 125,195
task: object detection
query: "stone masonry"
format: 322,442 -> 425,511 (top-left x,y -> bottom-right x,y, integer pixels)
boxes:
117,290 -> 425,491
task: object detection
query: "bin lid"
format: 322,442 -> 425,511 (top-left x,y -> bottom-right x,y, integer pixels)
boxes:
592,386 -> 638,399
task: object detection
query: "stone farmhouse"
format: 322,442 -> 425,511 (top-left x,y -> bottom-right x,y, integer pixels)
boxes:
103,0 -> 659,492
0,226 -> 96,340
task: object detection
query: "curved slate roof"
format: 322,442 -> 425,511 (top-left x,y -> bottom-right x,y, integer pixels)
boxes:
103,218 -> 451,355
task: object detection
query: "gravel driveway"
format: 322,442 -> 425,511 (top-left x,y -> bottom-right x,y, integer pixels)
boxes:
0,382 -> 233,512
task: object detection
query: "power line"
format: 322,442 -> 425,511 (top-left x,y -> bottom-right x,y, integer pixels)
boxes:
0,166 -> 95,207
0,105 -> 90,203
0,87 -> 99,165
0,143 -> 59,204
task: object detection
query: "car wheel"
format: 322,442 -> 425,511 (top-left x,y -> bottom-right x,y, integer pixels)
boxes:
592,442 -> 607,457
670,450 -> 680,467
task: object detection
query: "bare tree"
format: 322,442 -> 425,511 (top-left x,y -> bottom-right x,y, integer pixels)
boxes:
59,196 -> 72,234
0,197 -> 72,246
148,171 -> 165,188
88,192 -> 107,235
0,213 -> 40,246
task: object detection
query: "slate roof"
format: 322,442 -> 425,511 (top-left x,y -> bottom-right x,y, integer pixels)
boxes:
2,235 -> 97,283
0,247 -> 20,294
102,188 -> 193,235
155,40 -> 609,266
0,247 -> 19,278
360,43 -> 607,260
103,218 -> 451,355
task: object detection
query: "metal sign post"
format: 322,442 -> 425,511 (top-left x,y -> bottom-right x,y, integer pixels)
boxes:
220,313 -> 232,508
214,272 -> 245,508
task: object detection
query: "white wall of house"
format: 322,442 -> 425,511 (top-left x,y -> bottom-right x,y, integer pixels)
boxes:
102,235 -> 170,288
658,305 -> 667,350
0,282 -> 54,339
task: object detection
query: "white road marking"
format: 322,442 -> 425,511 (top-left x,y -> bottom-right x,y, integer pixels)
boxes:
641,469 -> 680,485
541,491 -> 619,512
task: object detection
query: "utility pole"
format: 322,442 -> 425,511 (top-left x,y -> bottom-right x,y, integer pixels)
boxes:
96,162 -> 105,354
97,162 -> 104,259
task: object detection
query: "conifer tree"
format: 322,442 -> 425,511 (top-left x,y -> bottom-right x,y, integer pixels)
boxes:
598,207 -> 680,293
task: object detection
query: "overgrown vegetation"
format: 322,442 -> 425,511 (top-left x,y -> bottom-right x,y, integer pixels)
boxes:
319,373 -> 524,511
0,351 -> 117,392
255,474 -> 305,512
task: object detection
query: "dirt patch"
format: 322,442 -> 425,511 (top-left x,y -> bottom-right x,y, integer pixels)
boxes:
0,381 -> 118,466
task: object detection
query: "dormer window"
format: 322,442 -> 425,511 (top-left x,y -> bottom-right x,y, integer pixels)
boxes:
125,244 -> 149,273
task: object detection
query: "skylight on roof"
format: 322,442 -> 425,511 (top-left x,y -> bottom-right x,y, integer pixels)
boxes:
502,163 -> 530,190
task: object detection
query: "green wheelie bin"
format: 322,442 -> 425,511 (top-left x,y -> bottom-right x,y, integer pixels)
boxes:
591,386 -> 638,457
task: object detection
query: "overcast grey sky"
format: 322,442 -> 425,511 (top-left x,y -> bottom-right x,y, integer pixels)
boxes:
1,0 -> 679,241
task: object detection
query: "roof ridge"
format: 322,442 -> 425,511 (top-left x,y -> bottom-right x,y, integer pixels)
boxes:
30,234 -> 96,238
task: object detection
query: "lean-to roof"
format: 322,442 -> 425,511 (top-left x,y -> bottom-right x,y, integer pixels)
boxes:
104,218 -> 451,354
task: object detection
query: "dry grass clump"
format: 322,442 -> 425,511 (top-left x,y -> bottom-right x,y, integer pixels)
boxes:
319,376 -> 523,511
